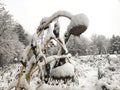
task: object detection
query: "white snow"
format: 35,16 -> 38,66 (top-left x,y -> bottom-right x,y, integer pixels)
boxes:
22,45 -> 31,62
50,11 -> 73,20
50,62 -> 74,77
37,17 -> 49,32
67,14 -> 89,32
108,55 -> 119,64
1,54 -> 120,90
38,11 -> 73,31
31,33 -> 38,46
25,55 -> 36,74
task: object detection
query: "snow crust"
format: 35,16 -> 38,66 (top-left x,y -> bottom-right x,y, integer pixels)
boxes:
50,62 -> 74,77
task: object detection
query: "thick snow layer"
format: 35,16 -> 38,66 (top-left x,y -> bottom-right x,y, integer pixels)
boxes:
1,54 -> 120,90
50,11 -> 73,20
38,11 -> 73,31
50,63 -> 74,77
67,14 -> 89,32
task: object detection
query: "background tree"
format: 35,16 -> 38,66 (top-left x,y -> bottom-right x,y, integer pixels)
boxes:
13,23 -> 29,46
66,34 -> 111,56
67,35 -> 90,55
90,34 -> 109,55
0,3 -> 29,67
108,35 -> 120,54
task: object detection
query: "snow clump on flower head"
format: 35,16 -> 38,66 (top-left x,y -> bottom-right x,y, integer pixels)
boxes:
67,13 -> 89,36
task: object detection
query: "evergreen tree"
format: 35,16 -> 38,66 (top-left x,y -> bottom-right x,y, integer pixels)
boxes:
109,35 -> 120,54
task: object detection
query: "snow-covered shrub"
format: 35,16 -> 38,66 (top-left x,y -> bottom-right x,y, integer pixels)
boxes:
109,55 -> 119,64
96,78 -> 120,90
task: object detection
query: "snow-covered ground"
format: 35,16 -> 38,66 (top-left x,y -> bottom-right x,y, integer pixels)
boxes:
0,54 -> 120,90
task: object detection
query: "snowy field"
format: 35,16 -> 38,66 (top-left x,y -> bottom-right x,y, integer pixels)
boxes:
1,54 -> 120,90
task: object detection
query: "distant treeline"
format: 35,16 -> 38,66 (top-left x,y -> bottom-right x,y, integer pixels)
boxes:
66,34 -> 120,56
0,3 -> 30,67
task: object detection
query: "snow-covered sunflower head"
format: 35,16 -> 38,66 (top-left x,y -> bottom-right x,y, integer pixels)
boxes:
67,13 -> 89,36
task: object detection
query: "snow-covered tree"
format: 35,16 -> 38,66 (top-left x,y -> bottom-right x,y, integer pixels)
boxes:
66,35 -> 90,55
13,23 -> 29,46
0,3 -> 29,67
108,35 -> 120,54
90,34 -> 110,54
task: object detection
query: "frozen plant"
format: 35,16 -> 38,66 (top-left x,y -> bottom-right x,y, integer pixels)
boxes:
8,10 -> 89,90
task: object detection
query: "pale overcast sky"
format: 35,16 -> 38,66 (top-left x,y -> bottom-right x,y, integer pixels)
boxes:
3,0 -> 120,38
